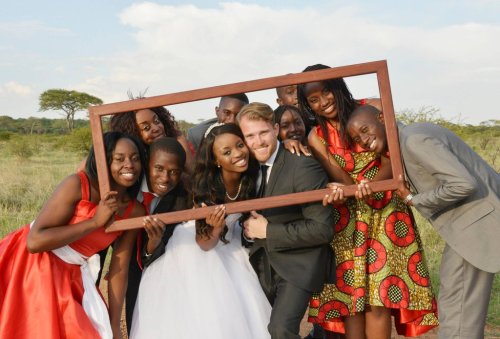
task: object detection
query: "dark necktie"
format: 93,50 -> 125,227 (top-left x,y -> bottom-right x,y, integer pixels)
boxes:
257,165 -> 269,198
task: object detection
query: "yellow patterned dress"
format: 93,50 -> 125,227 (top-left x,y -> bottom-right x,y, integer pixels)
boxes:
308,123 -> 438,336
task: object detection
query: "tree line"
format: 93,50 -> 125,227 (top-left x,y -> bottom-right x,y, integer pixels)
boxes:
0,116 -> 196,136
2,88 -> 498,167
1,89 -> 197,136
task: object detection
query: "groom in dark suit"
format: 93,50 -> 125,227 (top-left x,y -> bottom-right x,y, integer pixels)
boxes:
237,102 -> 334,339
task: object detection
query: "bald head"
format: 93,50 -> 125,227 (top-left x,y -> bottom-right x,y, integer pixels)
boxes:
346,105 -> 387,154
349,105 -> 381,122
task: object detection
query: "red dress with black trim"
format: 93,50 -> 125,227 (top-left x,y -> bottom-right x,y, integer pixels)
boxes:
0,171 -> 134,339
307,122 -> 438,336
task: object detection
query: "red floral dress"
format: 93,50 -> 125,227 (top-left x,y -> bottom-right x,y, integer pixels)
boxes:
0,171 -> 135,339
308,123 -> 438,336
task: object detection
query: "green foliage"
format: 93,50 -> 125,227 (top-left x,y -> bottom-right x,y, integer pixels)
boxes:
397,105 -> 443,124
0,131 -> 12,141
5,137 -> 34,160
176,119 -> 196,135
0,116 -> 16,131
62,127 -> 93,154
396,105 -> 464,132
480,120 -> 500,127
0,115 -> 89,134
0,138 -> 81,234
39,89 -> 103,132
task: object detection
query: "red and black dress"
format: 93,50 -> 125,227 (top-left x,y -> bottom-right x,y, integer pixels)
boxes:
308,122 -> 438,336
0,172 -> 135,339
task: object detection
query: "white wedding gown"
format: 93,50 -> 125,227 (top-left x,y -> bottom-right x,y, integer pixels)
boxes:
130,214 -> 271,339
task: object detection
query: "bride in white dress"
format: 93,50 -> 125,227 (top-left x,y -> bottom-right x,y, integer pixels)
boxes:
130,124 -> 271,339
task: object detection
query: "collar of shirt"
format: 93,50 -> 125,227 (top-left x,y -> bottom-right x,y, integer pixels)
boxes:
137,175 -> 160,212
258,140 -> 280,186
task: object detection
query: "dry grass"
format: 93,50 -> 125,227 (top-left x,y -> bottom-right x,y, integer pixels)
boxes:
1,136 -> 499,337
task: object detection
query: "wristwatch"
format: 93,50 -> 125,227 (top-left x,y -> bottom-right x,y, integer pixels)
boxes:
403,193 -> 414,205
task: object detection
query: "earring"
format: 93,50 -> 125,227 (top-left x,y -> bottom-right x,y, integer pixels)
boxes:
217,164 -> 221,168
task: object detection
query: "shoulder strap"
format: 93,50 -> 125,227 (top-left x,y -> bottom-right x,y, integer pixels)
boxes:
77,171 -> 91,201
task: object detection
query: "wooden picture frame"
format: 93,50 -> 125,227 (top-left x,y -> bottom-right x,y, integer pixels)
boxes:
88,59 -> 402,232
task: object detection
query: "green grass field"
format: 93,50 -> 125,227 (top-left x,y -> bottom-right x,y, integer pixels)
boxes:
0,134 -> 498,336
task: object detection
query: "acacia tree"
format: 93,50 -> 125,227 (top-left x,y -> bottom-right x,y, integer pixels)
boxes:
39,89 -> 103,132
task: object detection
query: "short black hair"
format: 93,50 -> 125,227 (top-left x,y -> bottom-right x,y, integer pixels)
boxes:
348,104 -> 381,123
149,137 -> 187,168
219,93 -> 249,106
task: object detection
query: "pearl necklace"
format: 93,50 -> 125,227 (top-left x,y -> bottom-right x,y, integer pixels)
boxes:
220,174 -> 242,201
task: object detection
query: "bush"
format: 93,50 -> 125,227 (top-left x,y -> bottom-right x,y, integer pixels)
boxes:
0,131 -> 12,141
62,127 -> 93,154
6,138 -> 34,159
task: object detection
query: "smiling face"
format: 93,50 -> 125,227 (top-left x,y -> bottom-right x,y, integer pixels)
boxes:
304,81 -> 337,121
212,133 -> 249,174
135,109 -> 166,145
238,116 -> 279,163
276,85 -> 298,107
346,108 -> 387,154
279,109 -> 306,142
148,151 -> 183,197
110,138 -> 142,187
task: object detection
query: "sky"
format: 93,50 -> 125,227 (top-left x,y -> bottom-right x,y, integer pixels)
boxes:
1,0 -> 499,125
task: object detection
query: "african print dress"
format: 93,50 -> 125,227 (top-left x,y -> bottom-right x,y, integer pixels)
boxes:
308,123 -> 438,336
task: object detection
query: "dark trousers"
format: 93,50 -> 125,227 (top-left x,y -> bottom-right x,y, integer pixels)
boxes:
125,241 -> 143,334
95,246 -> 109,286
252,252 -> 312,339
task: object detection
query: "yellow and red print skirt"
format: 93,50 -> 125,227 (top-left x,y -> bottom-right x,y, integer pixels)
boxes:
308,194 -> 439,336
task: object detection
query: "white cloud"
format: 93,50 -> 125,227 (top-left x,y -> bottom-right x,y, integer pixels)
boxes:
0,81 -> 33,96
69,2 -> 500,124
0,21 -> 72,38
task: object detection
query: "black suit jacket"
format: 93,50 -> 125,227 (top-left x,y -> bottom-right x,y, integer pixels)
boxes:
141,182 -> 190,267
250,145 -> 334,292
186,118 -> 217,152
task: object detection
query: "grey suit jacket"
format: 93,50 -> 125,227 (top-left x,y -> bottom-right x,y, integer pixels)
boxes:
250,145 -> 334,292
186,118 -> 217,152
399,122 -> 500,273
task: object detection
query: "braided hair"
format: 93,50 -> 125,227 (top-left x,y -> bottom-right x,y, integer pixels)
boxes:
297,64 -> 358,145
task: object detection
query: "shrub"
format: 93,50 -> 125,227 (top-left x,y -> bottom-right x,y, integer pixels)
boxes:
0,131 -> 11,141
62,127 -> 93,154
6,138 -> 34,159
